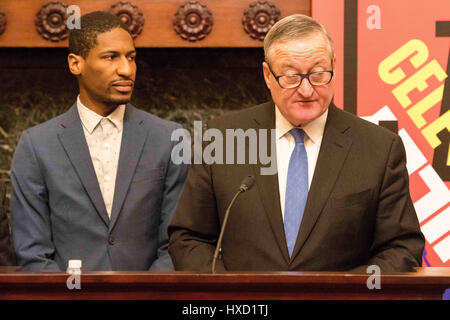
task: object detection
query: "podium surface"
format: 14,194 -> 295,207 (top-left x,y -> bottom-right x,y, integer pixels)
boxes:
0,267 -> 449,300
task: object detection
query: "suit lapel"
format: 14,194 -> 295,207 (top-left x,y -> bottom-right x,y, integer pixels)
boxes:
251,102 -> 290,264
291,105 -> 353,260
57,104 -> 110,227
109,105 -> 147,231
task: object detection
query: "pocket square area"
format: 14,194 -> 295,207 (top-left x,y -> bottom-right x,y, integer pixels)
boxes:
132,167 -> 165,182
331,188 -> 373,208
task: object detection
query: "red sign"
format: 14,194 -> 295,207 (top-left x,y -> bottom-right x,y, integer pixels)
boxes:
313,0 -> 450,266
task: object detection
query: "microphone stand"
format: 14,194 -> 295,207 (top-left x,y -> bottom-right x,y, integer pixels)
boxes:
211,177 -> 253,274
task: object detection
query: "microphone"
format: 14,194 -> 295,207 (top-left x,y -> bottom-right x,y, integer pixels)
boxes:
212,175 -> 255,273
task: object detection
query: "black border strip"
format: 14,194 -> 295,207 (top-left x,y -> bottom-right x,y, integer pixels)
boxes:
432,21 -> 450,181
344,0 -> 358,115
436,21 -> 450,37
436,21 -> 450,116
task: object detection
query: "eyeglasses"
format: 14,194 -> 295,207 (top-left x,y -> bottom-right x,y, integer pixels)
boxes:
268,64 -> 334,89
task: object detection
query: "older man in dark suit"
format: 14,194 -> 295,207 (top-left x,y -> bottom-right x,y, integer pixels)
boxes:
168,14 -> 424,272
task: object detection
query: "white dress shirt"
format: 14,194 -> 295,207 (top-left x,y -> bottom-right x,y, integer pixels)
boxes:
77,96 -> 125,218
275,105 -> 328,219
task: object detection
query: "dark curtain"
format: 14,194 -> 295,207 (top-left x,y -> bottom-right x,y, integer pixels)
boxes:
0,180 -> 16,266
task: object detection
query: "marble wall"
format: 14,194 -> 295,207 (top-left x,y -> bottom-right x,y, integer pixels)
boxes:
0,47 -> 271,181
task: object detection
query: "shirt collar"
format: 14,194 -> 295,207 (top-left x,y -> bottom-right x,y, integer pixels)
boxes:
275,104 -> 328,144
77,95 -> 125,134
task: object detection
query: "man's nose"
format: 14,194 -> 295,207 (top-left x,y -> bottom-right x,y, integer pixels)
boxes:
296,78 -> 314,97
117,56 -> 134,77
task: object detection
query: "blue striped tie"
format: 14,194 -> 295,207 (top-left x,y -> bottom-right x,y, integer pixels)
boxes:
284,128 -> 309,258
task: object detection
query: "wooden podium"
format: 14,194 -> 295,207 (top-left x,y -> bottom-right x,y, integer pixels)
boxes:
0,267 -> 449,300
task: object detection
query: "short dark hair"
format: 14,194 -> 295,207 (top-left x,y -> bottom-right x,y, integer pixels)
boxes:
69,11 -> 132,58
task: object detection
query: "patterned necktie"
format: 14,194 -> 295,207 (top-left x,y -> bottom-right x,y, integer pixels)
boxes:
284,128 -> 309,258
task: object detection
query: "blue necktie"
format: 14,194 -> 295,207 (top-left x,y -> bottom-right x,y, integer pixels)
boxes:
284,128 -> 309,257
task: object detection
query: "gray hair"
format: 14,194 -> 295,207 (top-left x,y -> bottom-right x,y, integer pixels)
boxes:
263,14 -> 334,64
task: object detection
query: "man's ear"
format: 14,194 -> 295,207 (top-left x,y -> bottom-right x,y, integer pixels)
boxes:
262,61 -> 272,90
68,53 -> 83,75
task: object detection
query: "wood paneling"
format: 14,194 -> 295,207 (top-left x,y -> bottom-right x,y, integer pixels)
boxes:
0,0 -> 310,47
0,267 -> 449,300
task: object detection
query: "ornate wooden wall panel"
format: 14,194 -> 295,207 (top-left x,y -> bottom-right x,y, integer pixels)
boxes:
0,0 -> 310,47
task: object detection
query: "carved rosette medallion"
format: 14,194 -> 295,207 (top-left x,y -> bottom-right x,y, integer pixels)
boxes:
35,1 -> 69,42
242,1 -> 281,41
0,9 -> 6,36
173,1 -> 213,41
109,1 -> 145,39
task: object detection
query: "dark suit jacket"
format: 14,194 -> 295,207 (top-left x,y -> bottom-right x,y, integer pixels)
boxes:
168,101 -> 424,272
11,103 -> 188,272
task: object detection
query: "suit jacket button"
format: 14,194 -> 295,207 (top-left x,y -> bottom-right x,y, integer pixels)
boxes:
108,236 -> 115,245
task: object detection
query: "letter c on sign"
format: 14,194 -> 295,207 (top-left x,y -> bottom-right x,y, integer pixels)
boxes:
378,39 -> 429,85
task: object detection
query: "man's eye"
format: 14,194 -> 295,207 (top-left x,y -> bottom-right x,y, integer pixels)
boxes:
103,55 -> 115,60
128,55 -> 136,61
